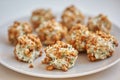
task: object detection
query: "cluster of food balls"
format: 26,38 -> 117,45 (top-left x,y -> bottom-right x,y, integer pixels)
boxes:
8,5 -> 118,71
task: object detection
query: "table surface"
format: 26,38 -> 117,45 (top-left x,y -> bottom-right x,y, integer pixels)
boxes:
0,0 -> 120,80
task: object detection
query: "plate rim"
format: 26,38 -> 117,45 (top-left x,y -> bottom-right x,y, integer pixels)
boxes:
0,15 -> 120,78
0,58 -> 120,78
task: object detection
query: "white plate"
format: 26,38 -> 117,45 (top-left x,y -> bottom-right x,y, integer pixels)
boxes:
0,15 -> 120,78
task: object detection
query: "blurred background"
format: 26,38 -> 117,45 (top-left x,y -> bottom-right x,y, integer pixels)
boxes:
0,0 -> 120,26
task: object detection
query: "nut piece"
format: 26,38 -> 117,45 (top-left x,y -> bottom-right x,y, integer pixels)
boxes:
87,14 -> 111,33
14,34 -> 42,63
36,20 -> 67,45
31,9 -> 55,29
61,5 -> 84,30
46,65 -> 54,71
8,21 -> 32,45
42,41 -> 78,71
61,65 -> 68,71
29,64 -> 34,68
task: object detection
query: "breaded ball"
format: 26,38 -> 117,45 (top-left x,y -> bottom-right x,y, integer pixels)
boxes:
8,21 -> 32,45
96,31 -> 118,47
87,14 -> 111,33
42,41 -> 78,71
61,5 -> 84,30
86,31 -> 118,61
66,24 -> 90,52
36,20 -> 67,45
14,34 -> 42,63
31,9 -> 55,29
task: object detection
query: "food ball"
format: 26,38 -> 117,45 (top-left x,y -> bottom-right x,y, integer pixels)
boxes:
42,41 -> 78,71
96,31 -> 118,47
14,34 -> 42,63
31,9 -> 55,29
87,14 -> 111,33
36,20 -> 67,45
86,31 -> 118,61
8,21 -> 32,45
66,24 -> 90,52
61,5 -> 84,30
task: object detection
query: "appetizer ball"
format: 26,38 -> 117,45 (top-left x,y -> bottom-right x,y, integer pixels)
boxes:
86,32 -> 118,61
61,5 -> 84,30
87,14 -> 111,33
96,31 -> 118,47
14,34 -> 42,63
42,41 -> 78,71
31,9 -> 55,29
36,20 -> 67,45
8,21 -> 32,45
66,24 -> 90,52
